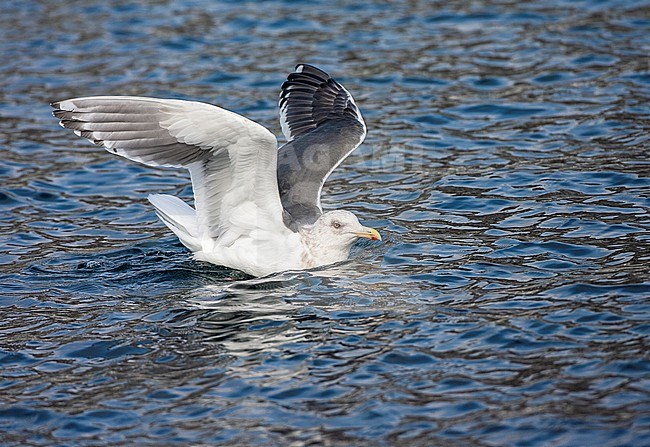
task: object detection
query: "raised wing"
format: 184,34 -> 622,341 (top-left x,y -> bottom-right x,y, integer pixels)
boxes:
277,64 -> 367,229
52,96 -> 286,243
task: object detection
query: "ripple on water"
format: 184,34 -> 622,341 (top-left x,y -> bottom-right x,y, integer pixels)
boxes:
1,0 -> 649,446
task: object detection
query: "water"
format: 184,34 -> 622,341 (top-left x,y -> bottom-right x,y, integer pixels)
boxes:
1,0 -> 649,445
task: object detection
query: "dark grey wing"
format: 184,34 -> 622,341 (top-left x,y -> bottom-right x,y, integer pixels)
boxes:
277,64 -> 366,229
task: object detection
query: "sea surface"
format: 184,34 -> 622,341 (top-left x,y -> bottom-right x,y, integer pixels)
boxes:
1,0 -> 649,445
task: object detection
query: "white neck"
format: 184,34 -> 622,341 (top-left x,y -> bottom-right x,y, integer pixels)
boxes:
299,227 -> 353,269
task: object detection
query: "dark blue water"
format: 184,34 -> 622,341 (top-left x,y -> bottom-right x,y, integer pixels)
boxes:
2,1 -> 649,445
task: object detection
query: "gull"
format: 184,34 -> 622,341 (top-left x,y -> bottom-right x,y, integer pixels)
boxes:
52,64 -> 381,277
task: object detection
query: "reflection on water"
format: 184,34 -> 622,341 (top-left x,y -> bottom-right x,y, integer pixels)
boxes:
1,0 -> 649,445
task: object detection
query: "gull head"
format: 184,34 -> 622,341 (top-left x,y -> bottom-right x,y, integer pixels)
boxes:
302,210 -> 381,267
314,210 -> 381,245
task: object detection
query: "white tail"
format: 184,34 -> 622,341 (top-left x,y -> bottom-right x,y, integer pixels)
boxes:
148,194 -> 201,251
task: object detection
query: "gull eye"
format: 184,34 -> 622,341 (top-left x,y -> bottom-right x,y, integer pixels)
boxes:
332,221 -> 342,229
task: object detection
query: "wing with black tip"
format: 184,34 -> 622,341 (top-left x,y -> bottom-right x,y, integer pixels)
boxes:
277,64 -> 367,228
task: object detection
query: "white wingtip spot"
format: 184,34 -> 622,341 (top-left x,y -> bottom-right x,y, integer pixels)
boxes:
57,100 -> 75,111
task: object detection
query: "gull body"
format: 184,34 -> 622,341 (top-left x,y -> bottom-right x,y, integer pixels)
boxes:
52,65 -> 380,277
